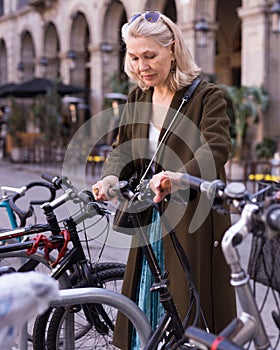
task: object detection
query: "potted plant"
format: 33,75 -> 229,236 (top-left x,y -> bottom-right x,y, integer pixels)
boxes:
6,99 -> 28,162
219,84 -> 269,161
255,137 -> 277,160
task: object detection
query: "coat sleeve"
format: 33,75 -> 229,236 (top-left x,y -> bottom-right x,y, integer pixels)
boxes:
178,83 -> 232,181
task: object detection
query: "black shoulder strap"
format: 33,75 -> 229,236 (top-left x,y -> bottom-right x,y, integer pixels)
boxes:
182,76 -> 201,103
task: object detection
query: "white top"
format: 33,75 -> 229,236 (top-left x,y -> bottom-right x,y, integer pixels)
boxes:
148,123 -> 160,173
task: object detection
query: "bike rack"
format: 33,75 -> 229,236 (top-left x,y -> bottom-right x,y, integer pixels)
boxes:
49,287 -> 152,349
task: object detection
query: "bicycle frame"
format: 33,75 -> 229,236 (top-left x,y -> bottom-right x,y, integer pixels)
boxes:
221,203 -> 272,349
0,196 -> 18,228
113,182 -> 201,350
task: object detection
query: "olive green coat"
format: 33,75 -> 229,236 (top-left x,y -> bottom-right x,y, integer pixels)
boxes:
102,79 -> 237,349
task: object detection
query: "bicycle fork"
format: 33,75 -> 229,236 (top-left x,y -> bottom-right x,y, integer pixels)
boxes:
222,204 -> 272,350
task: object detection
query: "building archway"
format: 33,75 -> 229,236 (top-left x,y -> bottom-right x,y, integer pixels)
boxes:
0,39 -> 7,84
102,1 -> 127,95
215,0 -> 241,85
69,11 -> 90,89
67,11 -> 90,131
19,31 -> 35,82
43,22 -> 60,80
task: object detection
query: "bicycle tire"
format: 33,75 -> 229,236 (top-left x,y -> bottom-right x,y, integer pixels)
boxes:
33,265 -> 125,350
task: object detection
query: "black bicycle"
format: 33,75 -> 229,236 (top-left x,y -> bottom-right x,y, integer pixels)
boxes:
0,173 -> 126,349
27,174 -> 280,350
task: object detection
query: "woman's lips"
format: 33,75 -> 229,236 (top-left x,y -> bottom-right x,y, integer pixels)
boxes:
142,74 -> 155,81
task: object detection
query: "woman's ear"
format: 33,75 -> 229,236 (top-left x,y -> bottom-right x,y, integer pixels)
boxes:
170,41 -> 175,58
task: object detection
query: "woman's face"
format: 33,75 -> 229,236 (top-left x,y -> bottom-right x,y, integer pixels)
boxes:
126,36 -> 174,89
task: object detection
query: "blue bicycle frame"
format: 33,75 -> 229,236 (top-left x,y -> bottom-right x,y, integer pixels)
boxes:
0,195 -> 18,228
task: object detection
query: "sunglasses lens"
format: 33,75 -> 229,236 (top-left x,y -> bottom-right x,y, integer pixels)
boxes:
129,13 -> 141,24
144,11 -> 160,23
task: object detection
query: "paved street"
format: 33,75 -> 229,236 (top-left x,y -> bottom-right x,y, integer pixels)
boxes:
0,158 -> 278,348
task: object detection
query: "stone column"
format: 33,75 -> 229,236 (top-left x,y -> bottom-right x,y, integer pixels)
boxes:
237,3 -> 269,86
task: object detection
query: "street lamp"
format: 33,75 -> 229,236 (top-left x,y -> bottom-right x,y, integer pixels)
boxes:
194,18 -> 210,47
67,49 -> 77,70
270,0 -> 280,34
100,42 -> 112,54
17,61 -> 25,81
39,56 -> 48,77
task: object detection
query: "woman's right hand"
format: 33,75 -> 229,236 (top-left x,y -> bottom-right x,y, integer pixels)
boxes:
149,171 -> 186,203
92,175 -> 119,201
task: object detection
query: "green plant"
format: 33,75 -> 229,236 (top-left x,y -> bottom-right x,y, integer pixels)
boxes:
219,84 -> 269,160
31,86 -> 61,143
109,71 -> 129,95
7,99 -> 27,145
255,137 -> 277,160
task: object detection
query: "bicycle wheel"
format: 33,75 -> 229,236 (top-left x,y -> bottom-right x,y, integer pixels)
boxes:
33,265 -> 125,350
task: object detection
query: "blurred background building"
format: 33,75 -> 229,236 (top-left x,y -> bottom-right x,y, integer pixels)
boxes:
0,0 -> 279,163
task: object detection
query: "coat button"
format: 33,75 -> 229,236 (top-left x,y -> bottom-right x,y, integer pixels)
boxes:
213,240 -> 219,247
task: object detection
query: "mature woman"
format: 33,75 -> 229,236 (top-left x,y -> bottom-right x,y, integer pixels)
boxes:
92,11 -> 236,349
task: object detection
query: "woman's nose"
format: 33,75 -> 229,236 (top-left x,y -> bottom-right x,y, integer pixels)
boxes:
139,59 -> 149,71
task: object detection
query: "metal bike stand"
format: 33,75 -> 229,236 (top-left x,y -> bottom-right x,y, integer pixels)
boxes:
49,287 -> 152,350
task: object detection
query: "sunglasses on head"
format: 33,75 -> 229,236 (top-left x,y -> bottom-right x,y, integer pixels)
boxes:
129,11 -> 162,25
128,11 -> 174,40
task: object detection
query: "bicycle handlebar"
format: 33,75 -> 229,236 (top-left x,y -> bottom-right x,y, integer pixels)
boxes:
0,197 -> 110,243
40,173 -> 110,218
7,181 -> 57,227
185,326 -> 244,350
40,173 -> 98,208
110,174 -> 246,208
110,173 -> 280,237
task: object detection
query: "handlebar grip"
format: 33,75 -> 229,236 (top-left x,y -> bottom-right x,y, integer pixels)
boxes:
160,178 -> 171,190
41,173 -> 62,189
41,173 -> 57,183
180,173 -> 203,190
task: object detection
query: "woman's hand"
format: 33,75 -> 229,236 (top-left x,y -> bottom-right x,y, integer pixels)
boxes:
149,171 -> 185,203
92,175 -> 119,201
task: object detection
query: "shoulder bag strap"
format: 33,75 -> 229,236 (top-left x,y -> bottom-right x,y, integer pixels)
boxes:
139,77 -> 201,182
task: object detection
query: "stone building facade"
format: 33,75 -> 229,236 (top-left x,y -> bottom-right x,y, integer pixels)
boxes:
0,0 -> 279,146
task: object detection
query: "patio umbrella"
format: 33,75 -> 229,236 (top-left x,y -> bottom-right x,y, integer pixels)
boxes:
0,77 -> 86,98
0,83 -> 18,98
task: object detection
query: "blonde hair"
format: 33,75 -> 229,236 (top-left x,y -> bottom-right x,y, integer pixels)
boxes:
122,12 -> 201,92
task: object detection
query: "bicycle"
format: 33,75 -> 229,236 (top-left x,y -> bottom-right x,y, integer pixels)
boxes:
0,179 -> 61,349
0,173 -> 126,349
175,174 -> 280,349
40,174 -> 280,350
36,176 -> 221,350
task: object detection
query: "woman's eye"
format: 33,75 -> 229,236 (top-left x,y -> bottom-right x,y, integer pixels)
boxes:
146,55 -> 155,59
